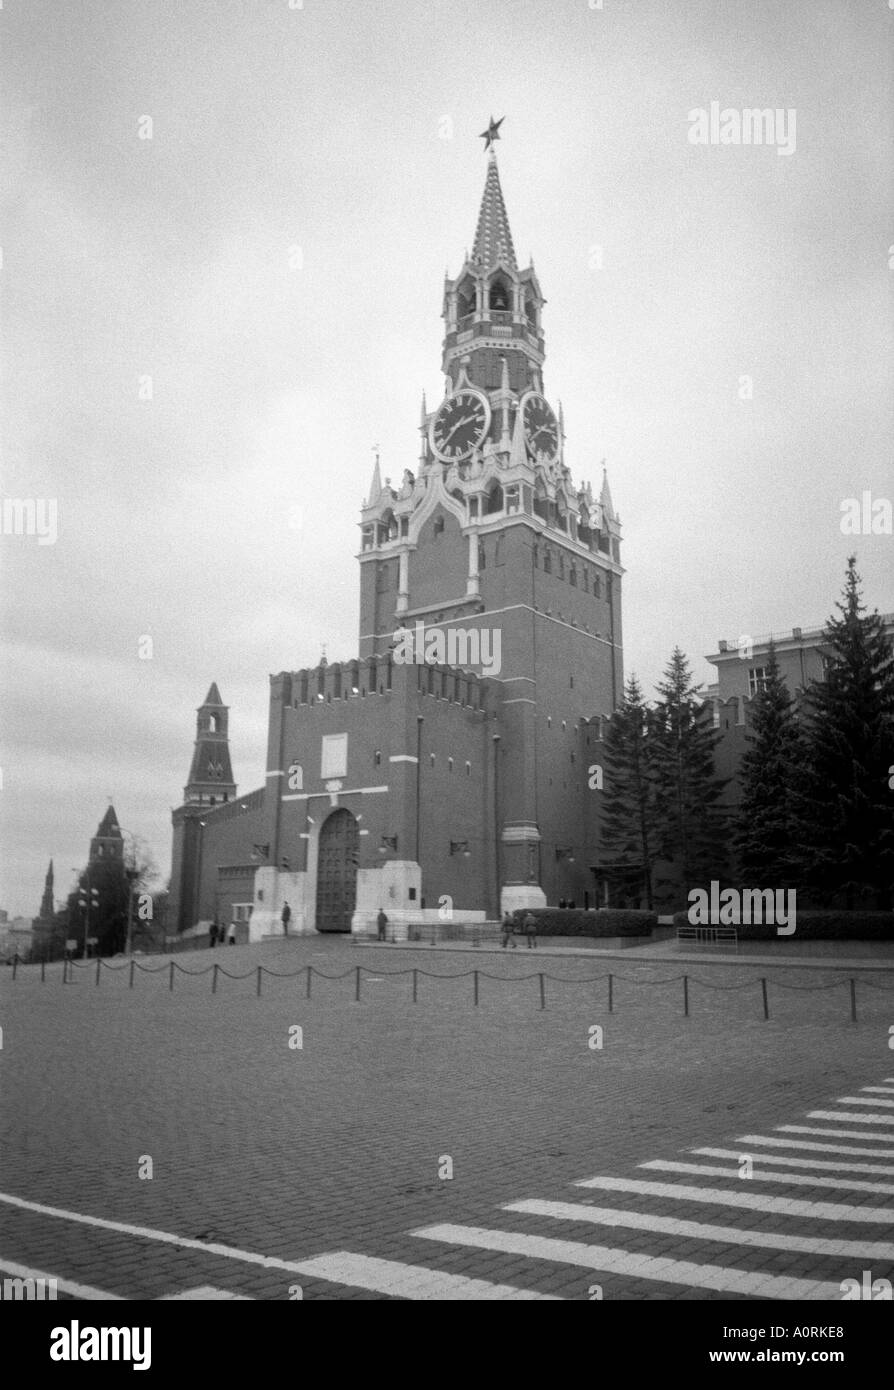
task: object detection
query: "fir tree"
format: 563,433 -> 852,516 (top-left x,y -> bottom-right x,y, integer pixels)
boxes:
735,641 -> 803,885
600,674 -> 658,908
793,556 -> 894,908
651,647 -> 728,901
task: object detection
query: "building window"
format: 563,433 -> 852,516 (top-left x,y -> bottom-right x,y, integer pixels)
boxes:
748,666 -> 767,696
569,565 -> 577,587
543,549 -> 552,574
593,574 -> 601,599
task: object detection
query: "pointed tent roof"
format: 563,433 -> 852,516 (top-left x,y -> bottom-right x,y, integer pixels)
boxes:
600,466 -> 616,521
367,454 -> 382,506
472,153 -> 517,272
202,682 -> 223,707
96,805 -> 122,839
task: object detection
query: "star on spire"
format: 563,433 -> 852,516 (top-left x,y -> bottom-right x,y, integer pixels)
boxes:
479,115 -> 504,152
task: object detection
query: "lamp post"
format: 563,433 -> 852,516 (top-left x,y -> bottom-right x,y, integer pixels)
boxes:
76,870 -> 99,959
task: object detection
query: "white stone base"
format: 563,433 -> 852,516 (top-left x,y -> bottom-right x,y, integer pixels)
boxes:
501,884 -> 548,914
353,861 -> 422,940
249,868 -> 312,942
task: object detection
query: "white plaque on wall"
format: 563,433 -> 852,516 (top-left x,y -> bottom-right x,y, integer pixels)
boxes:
321,733 -> 348,780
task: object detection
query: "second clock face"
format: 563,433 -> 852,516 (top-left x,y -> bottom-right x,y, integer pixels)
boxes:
430,389 -> 490,462
522,393 -> 559,460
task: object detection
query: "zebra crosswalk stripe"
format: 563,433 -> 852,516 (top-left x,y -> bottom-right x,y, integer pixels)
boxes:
640,1159 -> 894,1194
690,1146 -> 894,1176
574,1174 -> 894,1222
410,1222 -> 841,1299
778,1124 -> 894,1143
808,1111 -> 894,1125
502,1199 -> 894,1261
734,1133 -> 894,1159
836,1096 -> 894,1108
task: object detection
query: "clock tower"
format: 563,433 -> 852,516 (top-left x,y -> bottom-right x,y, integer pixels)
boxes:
358,126 -> 624,912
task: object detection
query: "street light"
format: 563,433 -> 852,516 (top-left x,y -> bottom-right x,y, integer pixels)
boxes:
76,871 -> 99,958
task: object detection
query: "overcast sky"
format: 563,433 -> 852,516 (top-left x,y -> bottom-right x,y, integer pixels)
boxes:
2,0 -> 892,917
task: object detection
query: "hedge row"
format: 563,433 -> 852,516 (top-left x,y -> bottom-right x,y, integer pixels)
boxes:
672,910 -> 894,941
508,908 -> 656,938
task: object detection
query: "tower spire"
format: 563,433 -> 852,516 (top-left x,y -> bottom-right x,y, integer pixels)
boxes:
471,148 -> 517,271
38,859 -> 54,921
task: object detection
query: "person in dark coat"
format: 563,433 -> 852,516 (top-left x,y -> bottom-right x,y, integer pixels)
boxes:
501,911 -> 517,948
209,920 -> 218,948
522,912 -> 537,948
376,908 -> 388,942
281,901 -> 292,937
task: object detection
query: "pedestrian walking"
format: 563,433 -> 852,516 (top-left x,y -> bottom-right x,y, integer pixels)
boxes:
209,920 -> 218,948
281,901 -> 291,937
500,911 -> 517,948
522,911 -> 537,948
376,907 -> 388,942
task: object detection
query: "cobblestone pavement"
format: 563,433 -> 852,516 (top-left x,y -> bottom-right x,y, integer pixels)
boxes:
1,937 -> 893,1300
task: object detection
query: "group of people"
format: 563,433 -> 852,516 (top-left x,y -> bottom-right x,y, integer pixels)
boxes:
209,919 -> 236,947
501,911 -> 538,948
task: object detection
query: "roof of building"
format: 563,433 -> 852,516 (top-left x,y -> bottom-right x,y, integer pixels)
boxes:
472,152 -> 517,272
95,805 -> 122,839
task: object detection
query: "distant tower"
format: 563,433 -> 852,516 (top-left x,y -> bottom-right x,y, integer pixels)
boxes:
37,859 -> 54,920
183,683 -> 237,807
169,684 -> 238,934
89,805 -> 124,867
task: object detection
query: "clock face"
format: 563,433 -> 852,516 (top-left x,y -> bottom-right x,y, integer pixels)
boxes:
430,389 -> 490,462
522,393 -> 559,461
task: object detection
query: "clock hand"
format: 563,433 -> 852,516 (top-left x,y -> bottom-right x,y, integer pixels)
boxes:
444,413 -> 477,443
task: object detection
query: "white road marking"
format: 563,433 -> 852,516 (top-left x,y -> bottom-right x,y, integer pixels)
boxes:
0,1192 -> 551,1301
640,1159 -> 894,1195
735,1134 -> 894,1160
293,1251 -> 558,1299
860,1087 -> 894,1096
690,1147 -> 894,1176
410,1222 -> 841,1299
502,1200 -> 894,1261
574,1175 -> 894,1223
809,1111 -> 894,1126
836,1096 -> 894,1108
778,1124 -> 894,1143
0,1257 -> 122,1301
158,1286 -> 253,1300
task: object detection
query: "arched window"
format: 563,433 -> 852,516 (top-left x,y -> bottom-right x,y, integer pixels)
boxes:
485,483 -> 504,515
489,275 -> 510,311
569,565 -> 577,587
478,541 -> 486,571
457,278 -> 475,322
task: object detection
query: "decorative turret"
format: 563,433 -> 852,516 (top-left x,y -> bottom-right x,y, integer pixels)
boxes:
37,859 -> 54,921
89,805 -> 124,867
183,684 -> 237,807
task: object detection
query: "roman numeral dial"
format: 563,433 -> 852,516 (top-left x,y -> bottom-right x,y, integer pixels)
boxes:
430,389 -> 490,462
522,393 -> 559,462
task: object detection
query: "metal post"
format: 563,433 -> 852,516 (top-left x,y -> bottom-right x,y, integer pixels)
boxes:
474,969 -> 479,1006
41,958 -> 45,984
849,977 -> 857,1023
683,975 -> 689,1017
169,960 -> 175,991
257,966 -> 262,998
12,954 -> 17,981
539,972 -> 545,1010
129,960 -> 135,990
608,973 -> 613,1013
212,963 -> 218,994
306,966 -> 312,999
760,977 -> 769,1020
95,956 -> 101,986
412,968 -> 417,1003
355,965 -> 361,1001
